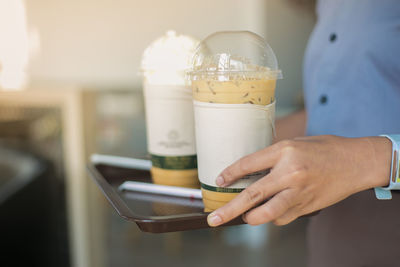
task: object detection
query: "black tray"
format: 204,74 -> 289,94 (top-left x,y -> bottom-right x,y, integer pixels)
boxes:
87,163 -> 244,233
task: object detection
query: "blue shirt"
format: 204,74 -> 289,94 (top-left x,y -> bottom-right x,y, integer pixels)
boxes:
304,0 -> 400,137
304,1 -> 400,266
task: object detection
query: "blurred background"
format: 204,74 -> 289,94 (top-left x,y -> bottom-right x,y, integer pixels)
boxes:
0,0 -> 316,266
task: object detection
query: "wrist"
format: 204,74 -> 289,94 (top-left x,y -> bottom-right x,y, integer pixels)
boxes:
364,136 -> 392,188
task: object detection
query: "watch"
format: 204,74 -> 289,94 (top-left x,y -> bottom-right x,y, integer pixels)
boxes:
374,134 -> 400,200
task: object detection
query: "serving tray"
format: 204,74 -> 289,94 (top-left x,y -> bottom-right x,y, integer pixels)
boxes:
87,156 -> 244,233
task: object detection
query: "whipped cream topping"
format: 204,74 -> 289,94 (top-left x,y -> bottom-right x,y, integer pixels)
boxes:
141,31 -> 199,85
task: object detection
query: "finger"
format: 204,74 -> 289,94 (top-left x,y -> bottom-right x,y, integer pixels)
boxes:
216,142 -> 282,187
242,189 -> 295,226
273,206 -> 300,226
207,172 -> 282,227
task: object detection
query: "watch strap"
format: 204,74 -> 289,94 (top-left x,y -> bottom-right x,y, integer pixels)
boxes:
374,135 -> 400,200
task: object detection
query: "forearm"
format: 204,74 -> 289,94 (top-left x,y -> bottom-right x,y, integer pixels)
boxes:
275,109 -> 307,142
276,110 -> 391,190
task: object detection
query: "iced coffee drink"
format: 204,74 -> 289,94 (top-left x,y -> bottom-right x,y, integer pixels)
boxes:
141,31 -> 200,188
192,78 -> 276,105
188,31 -> 281,211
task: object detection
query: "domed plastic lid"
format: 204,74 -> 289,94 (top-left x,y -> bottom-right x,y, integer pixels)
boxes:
187,31 -> 282,80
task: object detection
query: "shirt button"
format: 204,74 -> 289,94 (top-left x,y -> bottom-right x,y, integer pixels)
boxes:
320,95 -> 328,104
330,33 -> 337,42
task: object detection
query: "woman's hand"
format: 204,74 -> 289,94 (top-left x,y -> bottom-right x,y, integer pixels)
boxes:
207,135 -> 392,227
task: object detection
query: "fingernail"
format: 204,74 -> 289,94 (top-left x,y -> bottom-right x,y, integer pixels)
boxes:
216,176 -> 225,186
208,213 -> 222,226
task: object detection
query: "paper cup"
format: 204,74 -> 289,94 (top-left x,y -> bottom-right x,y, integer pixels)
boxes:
188,31 -> 281,211
192,81 -> 276,211
141,31 -> 200,188
144,83 -> 199,188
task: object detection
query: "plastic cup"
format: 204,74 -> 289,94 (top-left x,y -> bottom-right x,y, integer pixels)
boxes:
141,31 -> 200,188
187,31 -> 282,211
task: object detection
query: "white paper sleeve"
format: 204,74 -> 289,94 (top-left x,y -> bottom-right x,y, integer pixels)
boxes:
194,100 -> 275,189
144,83 -> 196,156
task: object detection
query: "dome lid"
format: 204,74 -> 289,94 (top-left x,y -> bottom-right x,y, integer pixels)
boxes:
188,31 -> 282,80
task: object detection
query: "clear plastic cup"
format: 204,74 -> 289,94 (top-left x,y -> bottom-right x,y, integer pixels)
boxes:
187,31 -> 282,211
141,31 -> 200,188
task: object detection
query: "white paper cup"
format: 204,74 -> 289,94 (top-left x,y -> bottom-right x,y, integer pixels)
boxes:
192,81 -> 276,211
143,82 -> 199,188
187,31 -> 281,211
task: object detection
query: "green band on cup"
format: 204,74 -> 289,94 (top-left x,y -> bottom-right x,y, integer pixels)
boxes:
201,183 -> 244,193
151,154 -> 197,170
